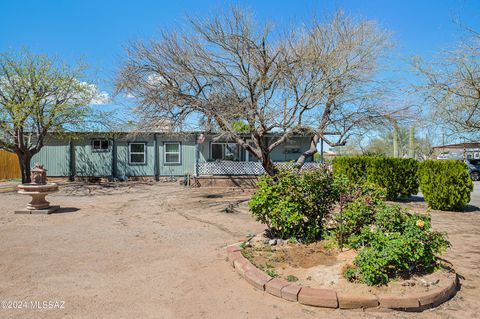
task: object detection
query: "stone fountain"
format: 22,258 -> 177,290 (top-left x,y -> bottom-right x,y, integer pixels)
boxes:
15,163 -> 60,214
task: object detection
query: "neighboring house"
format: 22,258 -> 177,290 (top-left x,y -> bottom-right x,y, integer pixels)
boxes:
31,132 -> 316,179
432,142 -> 480,160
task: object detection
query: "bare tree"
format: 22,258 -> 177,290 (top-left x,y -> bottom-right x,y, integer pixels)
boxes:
0,50 -> 105,182
116,8 -> 392,175
413,28 -> 480,139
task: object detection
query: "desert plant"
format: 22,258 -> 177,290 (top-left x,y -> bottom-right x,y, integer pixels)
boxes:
418,160 -> 473,211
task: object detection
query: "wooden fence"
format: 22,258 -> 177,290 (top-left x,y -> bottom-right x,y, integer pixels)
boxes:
0,150 -> 21,179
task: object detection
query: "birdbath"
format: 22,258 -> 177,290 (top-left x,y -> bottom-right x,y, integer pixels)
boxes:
15,163 -> 60,214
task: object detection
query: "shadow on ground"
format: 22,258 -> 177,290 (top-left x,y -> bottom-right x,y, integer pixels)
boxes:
52,207 -> 80,214
393,196 -> 480,213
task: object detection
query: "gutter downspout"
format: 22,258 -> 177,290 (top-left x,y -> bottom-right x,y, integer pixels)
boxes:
154,133 -> 159,181
111,136 -> 117,180
69,139 -> 75,181
195,135 -> 199,177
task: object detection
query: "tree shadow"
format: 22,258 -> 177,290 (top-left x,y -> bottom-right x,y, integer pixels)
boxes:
395,195 -> 425,203
393,196 -> 480,213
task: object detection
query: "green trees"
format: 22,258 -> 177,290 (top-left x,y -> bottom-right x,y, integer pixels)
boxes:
0,50 -> 103,182
364,125 -> 433,160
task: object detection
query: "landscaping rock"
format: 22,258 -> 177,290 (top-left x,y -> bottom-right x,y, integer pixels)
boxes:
338,293 -> 378,309
378,295 -> 420,310
281,284 -> 302,302
244,268 -> 272,291
298,287 -> 338,308
268,239 -> 277,246
265,278 -> 290,297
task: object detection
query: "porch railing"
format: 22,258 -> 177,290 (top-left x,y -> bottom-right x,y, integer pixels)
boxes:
197,161 -> 322,176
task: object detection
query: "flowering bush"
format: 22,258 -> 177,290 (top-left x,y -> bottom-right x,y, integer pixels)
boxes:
341,204 -> 450,285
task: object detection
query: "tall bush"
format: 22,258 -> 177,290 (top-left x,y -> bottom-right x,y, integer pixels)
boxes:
332,156 -> 368,183
367,157 -> 418,200
418,160 -> 473,211
249,169 -> 338,242
332,156 -> 419,200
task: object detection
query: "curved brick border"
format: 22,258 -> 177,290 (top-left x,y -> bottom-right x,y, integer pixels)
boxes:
226,243 -> 458,311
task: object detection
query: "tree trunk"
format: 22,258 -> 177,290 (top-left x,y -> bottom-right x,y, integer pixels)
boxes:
261,156 -> 277,176
17,153 -> 32,183
296,134 -> 320,167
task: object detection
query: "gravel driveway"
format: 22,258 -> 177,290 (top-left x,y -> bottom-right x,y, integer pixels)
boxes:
0,182 -> 479,319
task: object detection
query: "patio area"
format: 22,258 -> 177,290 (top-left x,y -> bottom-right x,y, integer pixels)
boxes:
0,182 -> 479,318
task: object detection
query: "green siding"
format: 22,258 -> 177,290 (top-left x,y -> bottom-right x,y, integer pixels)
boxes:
159,139 -> 196,176
32,139 -> 70,176
269,137 -> 313,162
74,139 -> 112,177
115,136 -> 156,177
32,134 -> 313,178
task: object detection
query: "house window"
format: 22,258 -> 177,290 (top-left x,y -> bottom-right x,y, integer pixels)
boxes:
211,143 -> 239,161
129,142 -> 147,164
91,139 -> 109,152
164,142 -> 181,164
284,146 -> 301,154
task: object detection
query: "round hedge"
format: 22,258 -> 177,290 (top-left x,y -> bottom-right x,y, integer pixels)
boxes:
418,160 -> 473,211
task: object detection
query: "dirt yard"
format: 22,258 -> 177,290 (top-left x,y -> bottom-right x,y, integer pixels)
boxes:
0,182 -> 479,319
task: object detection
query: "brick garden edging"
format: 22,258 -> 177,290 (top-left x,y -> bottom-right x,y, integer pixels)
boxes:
226,243 -> 458,311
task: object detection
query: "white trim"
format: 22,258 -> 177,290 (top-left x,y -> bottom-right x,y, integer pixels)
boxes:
128,142 -> 147,165
164,142 -> 181,164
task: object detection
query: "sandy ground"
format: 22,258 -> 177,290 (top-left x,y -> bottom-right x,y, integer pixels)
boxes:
0,182 -> 479,319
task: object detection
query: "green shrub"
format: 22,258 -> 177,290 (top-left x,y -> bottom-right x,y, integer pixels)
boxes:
343,265 -> 358,282
373,203 -> 408,233
334,198 -> 375,247
341,206 -> 450,285
333,156 -> 418,200
418,160 -> 473,211
331,182 -> 386,248
249,169 -> 338,242
332,156 -> 368,183
366,158 -> 419,200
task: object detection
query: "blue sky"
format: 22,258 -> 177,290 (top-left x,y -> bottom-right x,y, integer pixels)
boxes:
0,0 -> 479,128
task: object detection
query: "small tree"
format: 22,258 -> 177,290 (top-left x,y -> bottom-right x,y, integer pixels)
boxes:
0,50 -> 99,182
413,28 -> 480,138
116,8 -> 393,176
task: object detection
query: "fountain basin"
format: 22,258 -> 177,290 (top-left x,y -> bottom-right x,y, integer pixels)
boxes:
15,183 -> 59,214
